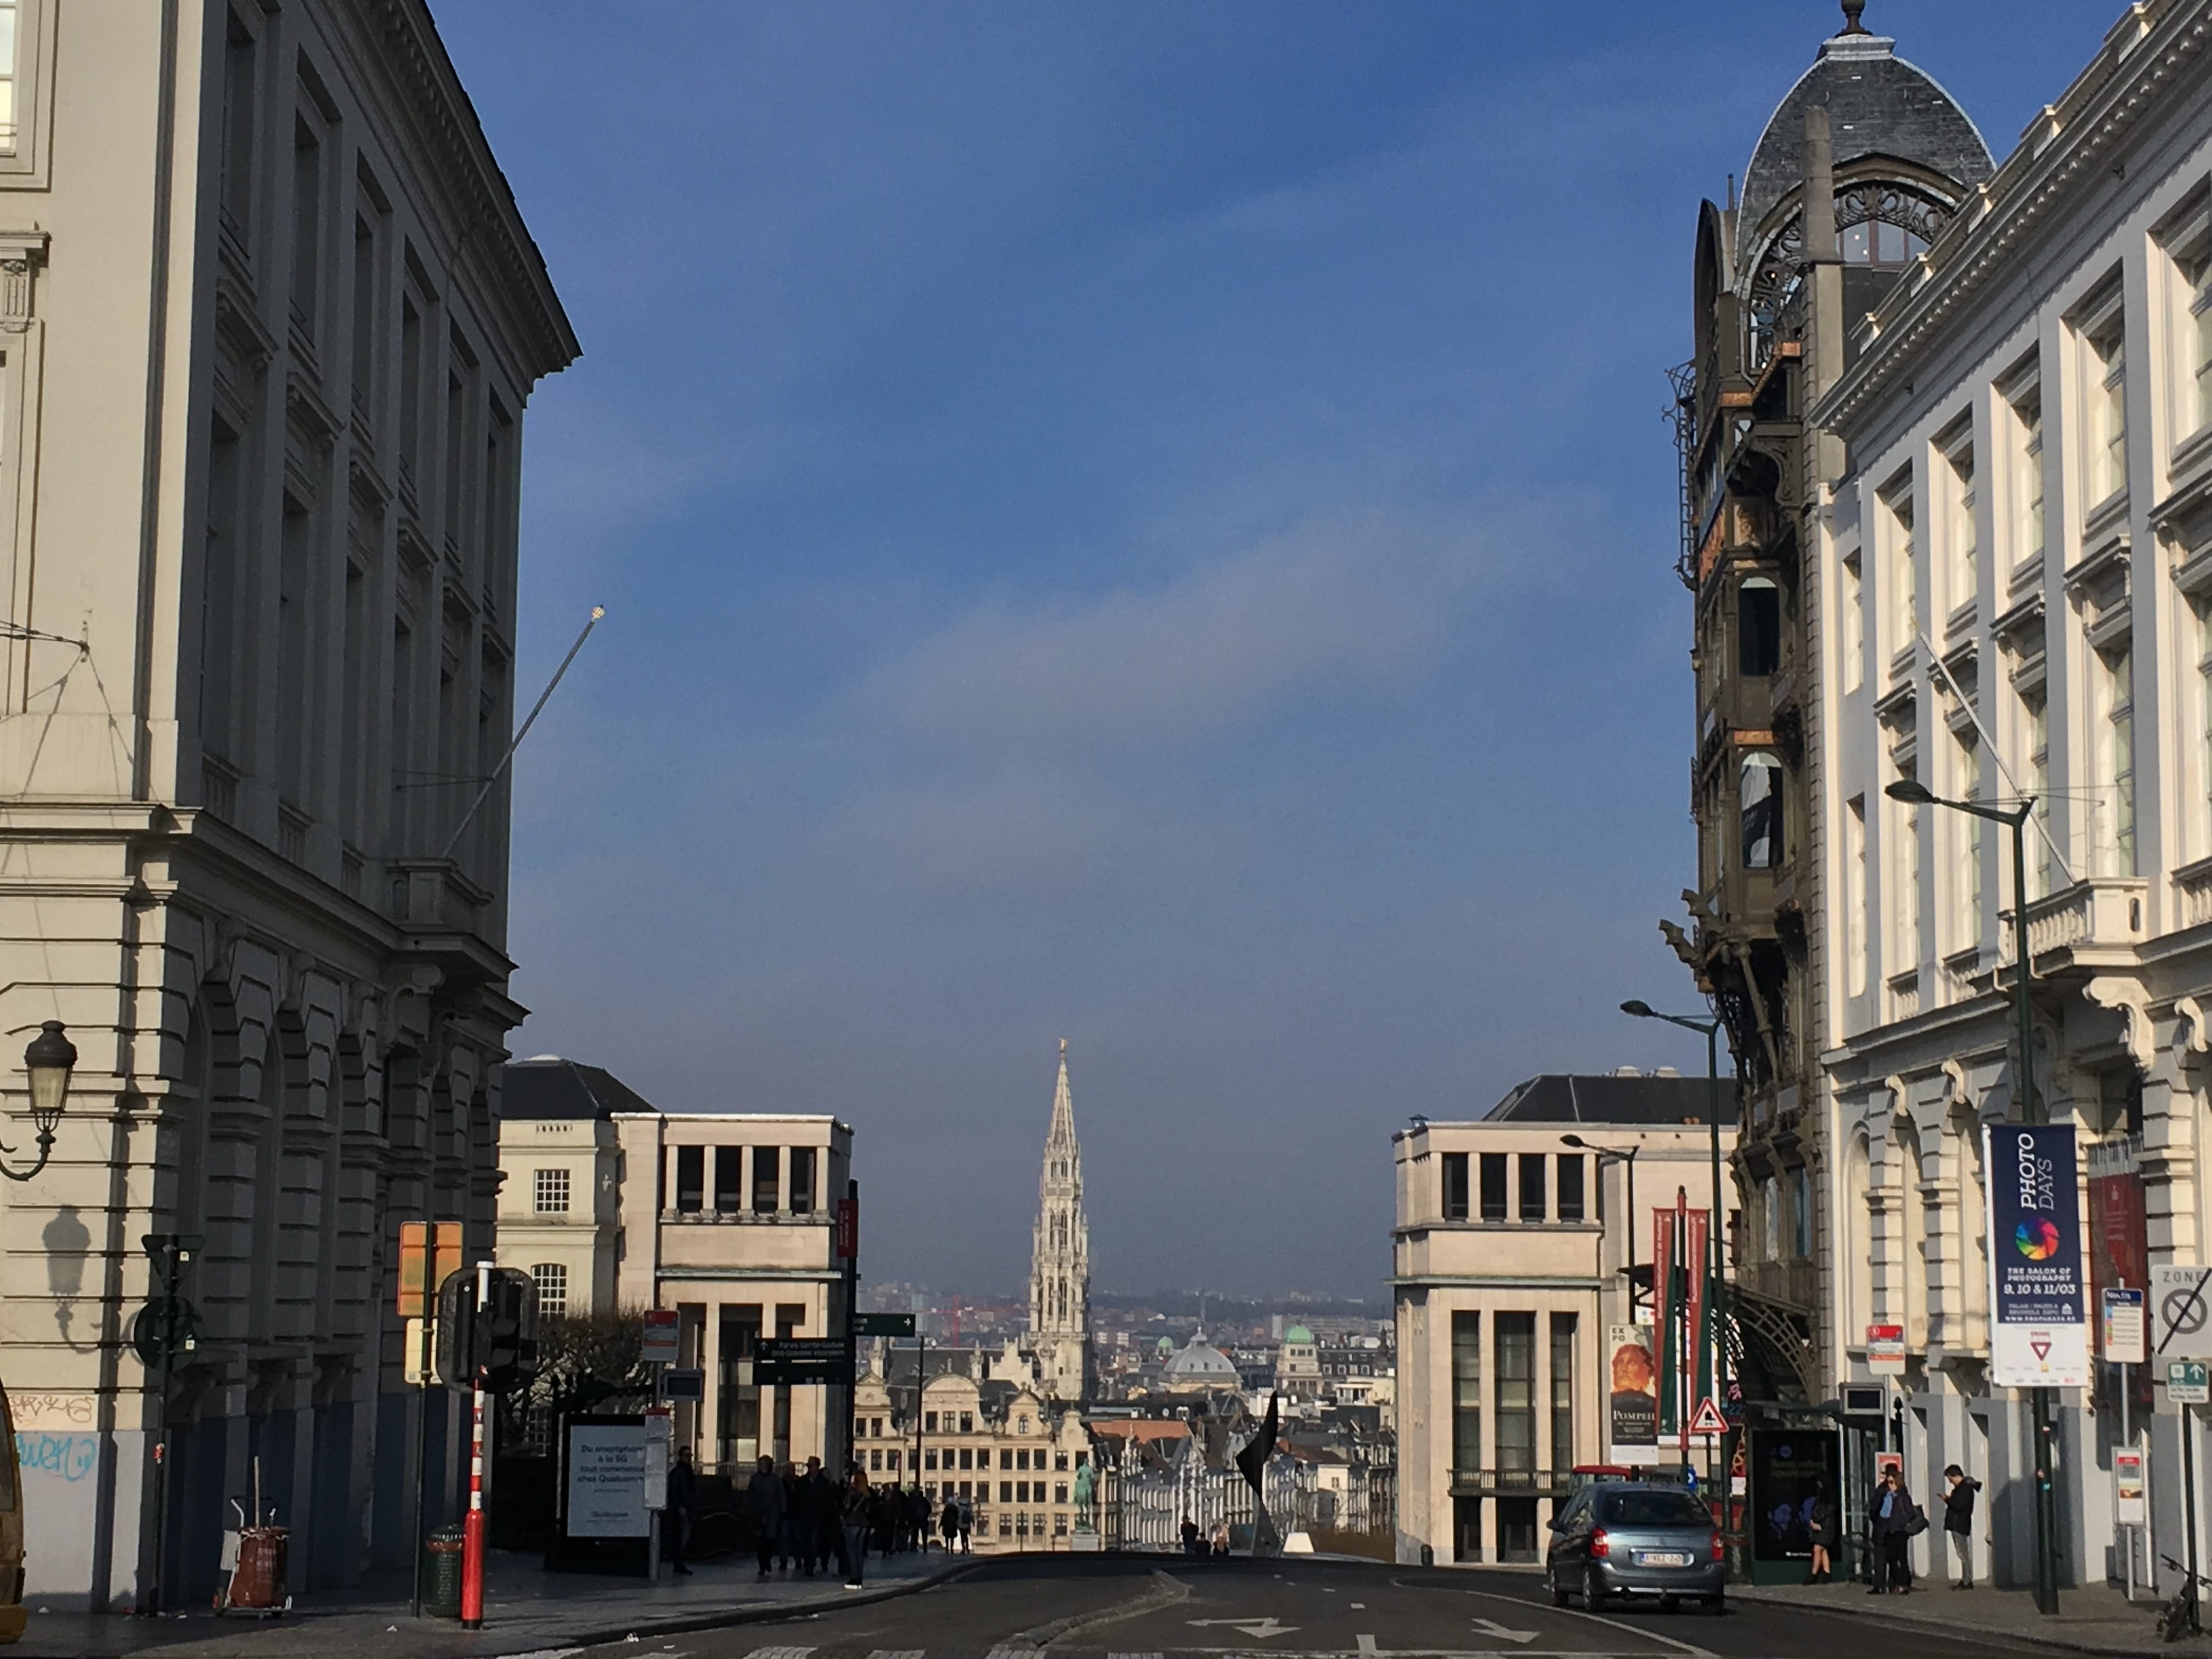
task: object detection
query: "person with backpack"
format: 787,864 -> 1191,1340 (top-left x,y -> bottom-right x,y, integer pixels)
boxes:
1943,1465 -> 1982,1588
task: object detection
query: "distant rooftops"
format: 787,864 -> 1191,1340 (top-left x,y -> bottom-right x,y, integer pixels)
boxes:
1482,1073 -> 1724,1127
503,1056 -> 656,1120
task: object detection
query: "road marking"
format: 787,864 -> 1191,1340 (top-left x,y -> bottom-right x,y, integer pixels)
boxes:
986,1648 -> 1039,1659
1106,1652 -> 1163,1659
1470,1618 -> 1538,1644
1385,1580 -> 1716,1659
866,1651 -> 925,1659
1350,1602 -> 1366,1610
1186,1618 -> 1300,1639
743,1650 -> 816,1659
1357,1636 -> 1380,1656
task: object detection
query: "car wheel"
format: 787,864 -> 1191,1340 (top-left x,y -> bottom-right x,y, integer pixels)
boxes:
1701,1594 -> 1726,1616
1549,1566 -> 1570,1609
1583,1567 -> 1607,1610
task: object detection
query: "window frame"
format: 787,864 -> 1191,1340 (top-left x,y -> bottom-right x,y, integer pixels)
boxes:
0,0 -> 52,189
533,1166 -> 570,1215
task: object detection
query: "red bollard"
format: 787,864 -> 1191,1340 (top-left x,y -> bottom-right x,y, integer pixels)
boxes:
460,1378 -> 487,1628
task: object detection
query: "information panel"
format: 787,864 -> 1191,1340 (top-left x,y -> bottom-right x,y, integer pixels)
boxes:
566,1420 -> 649,1538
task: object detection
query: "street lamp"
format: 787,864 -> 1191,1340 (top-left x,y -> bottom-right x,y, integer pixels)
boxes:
1561,1133 -> 1641,1313
1886,776 -> 2060,1616
0,1020 -> 76,1182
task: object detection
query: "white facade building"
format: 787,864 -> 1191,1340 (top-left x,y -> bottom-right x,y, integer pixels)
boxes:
1809,0 -> 2212,1593
0,0 -> 573,1612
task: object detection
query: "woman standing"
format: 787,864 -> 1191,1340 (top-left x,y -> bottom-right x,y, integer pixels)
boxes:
1805,1480 -> 1837,1584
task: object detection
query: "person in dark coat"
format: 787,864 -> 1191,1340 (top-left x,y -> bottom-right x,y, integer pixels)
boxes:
665,1447 -> 698,1577
743,1454 -> 783,1579
1943,1465 -> 1982,1588
1869,1469 -> 1916,1594
780,1462 -> 810,1575
1805,1480 -> 1837,1584
842,1468 -> 872,1589
805,1457 -> 842,1579
940,1494 -> 960,1553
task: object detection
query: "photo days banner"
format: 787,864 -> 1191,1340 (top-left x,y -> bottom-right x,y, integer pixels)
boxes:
1985,1122 -> 2090,1389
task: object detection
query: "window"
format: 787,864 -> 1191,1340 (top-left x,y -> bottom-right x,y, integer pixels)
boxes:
1442,1152 -> 1469,1220
1518,1154 -> 1546,1222
1556,1154 -> 1585,1222
753,1147 -> 781,1214
1017,1447 -> 1029,1468
714,1146 -> 743,1212
1792,1167 -> 1814,1260
924,1411 -> 938,1434
1942,432 -> 1976,612
999,1481 -> 1012,1504
1953,727 -> 1982,951
220,11 -> 257,232
1763,1177 -> 1782,1262
674,1146 -> 704,1213
2189,247 -> 2212,433
1892,788 -> 1921,975
532,1262 -> 567,1317
1737,578 -> 1780,676
2085,302 -> 2128,505
1493,1312 -> 1536,1474
533,1168 -> 569,1214
1849,796 -> 1867,995
870,1449 -> 882,1471
789,1146 -> 816,1214
2008,381 -> 2044,562
2024,688 -> 2051,899
290,113 -> 323,334
1842,554 -> 1865,692
1450,1312 -> 1481,1471
1884,483 -> 1917,654
960,1412 -> 973,1434
1841,217 -> 1928,266
2099,645 -> 2137,876
1741,752 -> 1784,870
1549,1312 -> 1576,1469
1000,1448 -> 1013,1469
1479,1154 -> 1508,1221
2200,606 -> 2212,855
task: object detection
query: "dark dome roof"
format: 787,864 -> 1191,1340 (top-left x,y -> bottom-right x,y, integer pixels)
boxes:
1737,27 -> 1991,280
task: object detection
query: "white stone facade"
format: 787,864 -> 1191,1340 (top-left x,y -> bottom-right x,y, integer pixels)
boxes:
0,0 -> 573,1612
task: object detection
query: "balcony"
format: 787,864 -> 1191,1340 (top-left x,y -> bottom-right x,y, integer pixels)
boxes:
2177,855 -> 2212,929
1447,1468 -> 1576,1499
1997,877 -> 2147,972
386,857 -> 506,984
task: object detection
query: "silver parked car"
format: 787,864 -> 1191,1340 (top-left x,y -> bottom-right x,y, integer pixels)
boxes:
1545,1481 -> 1725,1612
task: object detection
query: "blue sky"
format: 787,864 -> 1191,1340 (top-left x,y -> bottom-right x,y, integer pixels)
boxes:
433,0 -> 2125,1299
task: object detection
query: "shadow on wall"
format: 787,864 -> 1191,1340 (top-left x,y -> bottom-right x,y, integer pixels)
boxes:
42,1205 -> 91,1349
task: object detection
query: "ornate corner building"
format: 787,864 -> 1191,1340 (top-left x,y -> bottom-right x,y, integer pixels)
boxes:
1677,2 -> 1989,1400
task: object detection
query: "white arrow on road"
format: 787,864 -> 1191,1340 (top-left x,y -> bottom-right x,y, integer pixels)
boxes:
1185,1618 -> 1300,1638
1469,1618 -> 1538,1644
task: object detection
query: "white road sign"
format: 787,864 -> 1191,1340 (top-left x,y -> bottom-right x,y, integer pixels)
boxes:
2152,1266 -> 2212,1361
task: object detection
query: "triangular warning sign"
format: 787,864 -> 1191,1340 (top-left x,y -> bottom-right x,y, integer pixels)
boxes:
1690,1397 -> 1728,1435
2030,1338 -> 2051,1360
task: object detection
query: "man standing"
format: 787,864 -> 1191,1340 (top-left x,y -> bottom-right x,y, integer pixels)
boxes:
665,1448 -> 698,1577
745,1454 -> 784,1581
1943,1465 -> 1981,1589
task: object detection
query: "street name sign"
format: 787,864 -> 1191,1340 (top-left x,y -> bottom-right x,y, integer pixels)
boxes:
2153,1266 -> 2212,1361
755,1336 -> 854,1386
855,1312 -> 917,1337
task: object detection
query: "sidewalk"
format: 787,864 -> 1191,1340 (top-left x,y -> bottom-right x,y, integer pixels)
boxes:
7,1549 -> 975,1659
1732,1573 -> 2194,1656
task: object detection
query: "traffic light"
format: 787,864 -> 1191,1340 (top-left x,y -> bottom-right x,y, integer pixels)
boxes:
435,1266 -> 539,1394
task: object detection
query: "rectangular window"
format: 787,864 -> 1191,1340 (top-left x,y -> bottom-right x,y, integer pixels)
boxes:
999,1481 -> 1012,1504
2101,645 -> 2136,876
1556,1154 -> 1585,1222
924,1412 -> 938,1434
719,1307 -> 762,1466
2085,303 -> 2128,505
1892,784 -> 1921,975
2200,606 -> 2212,856
1792,1167 -> 1814,1260
1442,1152 -> 1469,1221
1943,433 -> 1976,613
1479,1154 -> 1508,1222
1493,1312 -> 1536,1474
957,1448 -> 971,1470
1884,483 -> 1917,655
533,1168 -> 569,1215
290,114 -> 323,334
674,1146 -> 704,1214
1549,1312 -> 1576,1470
789,1146 -> 816,1214
220,12 -> 257,233
532,1261 -> 567,1317
1954,727 -> 1982,952
753,1146 -> 781,1214
1842,553 -> 1865,692
1517,1154 -> 1546,1222
2010,383 -> 2044,561
1450,1312 -> 1481,1472
2025,688 -> 2051,898
714,1146 -> 743,1212
1000,1448 -> 1013,1470
2191,249 -> 2212,433
1848,795 -> 1869,997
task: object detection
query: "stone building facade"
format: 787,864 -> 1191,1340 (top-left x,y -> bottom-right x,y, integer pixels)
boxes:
0,0 -> 573,1612
493,1057 -> 648,1318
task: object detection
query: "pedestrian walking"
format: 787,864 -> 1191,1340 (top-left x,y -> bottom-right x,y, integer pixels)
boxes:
807,1457 -> 842,1579
745,1454 -> 784,1581
842,1467 -> 873,1589
780,1462 -> 810,1575
1180,1514 -> 1201,1556
1210,1519 -> 1230,1557
1942,1465 -> 1981,1589
665,1447 -> 698,1578
1805,1480 -> 1837,1585
957,1497 -> 973,1554
941,1494 -> 960,1554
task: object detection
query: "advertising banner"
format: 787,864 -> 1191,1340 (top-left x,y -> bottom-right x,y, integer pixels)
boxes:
565,1421 -> 649,1538
1985,1123 -> 2090,1389
1652,1215 -> 1675,1434
1747,1431 -> 1841,1567
1606,1323 -> 1657,1465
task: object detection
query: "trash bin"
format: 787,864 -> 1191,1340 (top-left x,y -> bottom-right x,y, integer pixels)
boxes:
424,1525 -> 465,1618
225,1527 -> 289,1611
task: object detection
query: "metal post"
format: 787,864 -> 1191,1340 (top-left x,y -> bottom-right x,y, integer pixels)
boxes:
1626,1153 -> 1639,1313
2012,808 -> 2061,1617
1706,1021 -> 1729,1556
411,1309 -> 432,1617
841,1179 -> 860,1477
149,1334 -> 173,1617
460,1265 -> 489,1629
2120,1361 -> 2133,1601
912,1331 -> 927,1536
2187,1405 -> 2202,1636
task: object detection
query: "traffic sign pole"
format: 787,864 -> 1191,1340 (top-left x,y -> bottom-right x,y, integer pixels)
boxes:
460,1263 -> 490,1629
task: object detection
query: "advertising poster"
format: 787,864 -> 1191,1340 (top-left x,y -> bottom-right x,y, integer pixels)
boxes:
1747,1431 -> 1840,1566
1606,1322 -> 1657,1465
566,1421 -> 650,1538
1985,1123 -> 2091,1389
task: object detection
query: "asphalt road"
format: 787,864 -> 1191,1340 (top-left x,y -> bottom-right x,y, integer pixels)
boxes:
650,1556 -> 2018,1659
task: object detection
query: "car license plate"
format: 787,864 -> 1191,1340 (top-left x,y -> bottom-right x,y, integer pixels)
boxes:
1636,1550 -> 1691,1567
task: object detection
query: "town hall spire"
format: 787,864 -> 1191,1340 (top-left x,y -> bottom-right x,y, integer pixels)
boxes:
1027,1038 -> 1092,1400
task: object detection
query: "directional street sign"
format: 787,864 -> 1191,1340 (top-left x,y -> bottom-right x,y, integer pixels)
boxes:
755,1336 -> 855,1387
2168,1359 -> 2210,1405
2153,1266 -> 2212,1361
855,1312 -> 917,1338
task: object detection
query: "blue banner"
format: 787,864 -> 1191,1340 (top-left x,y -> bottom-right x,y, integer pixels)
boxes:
1985,1122 -> 2090,1387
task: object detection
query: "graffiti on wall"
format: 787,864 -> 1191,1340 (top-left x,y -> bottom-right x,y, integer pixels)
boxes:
16,1432 -> 98,1483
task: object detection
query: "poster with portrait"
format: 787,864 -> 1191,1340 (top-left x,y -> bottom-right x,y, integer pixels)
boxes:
1985,1122 -> 2090,1389
1747,1431 -> 1839,1565
1606,1322 -> 1657,1465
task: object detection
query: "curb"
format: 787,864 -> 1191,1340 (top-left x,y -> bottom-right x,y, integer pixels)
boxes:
1727,1584 -> 2183,1657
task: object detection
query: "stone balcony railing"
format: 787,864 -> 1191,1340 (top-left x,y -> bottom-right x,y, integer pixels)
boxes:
2177,855 -> 2212,929
1996,877 -> 2147,968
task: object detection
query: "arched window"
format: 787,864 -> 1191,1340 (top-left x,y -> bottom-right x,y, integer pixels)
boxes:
1738,578 -> 1780,676
1896,1120 -> 1929,1351
1741,753 -> 1784,869
532,1262 -> 568,1317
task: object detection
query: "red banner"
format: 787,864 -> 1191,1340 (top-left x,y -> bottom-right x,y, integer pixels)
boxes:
835,1196 -> 860,1261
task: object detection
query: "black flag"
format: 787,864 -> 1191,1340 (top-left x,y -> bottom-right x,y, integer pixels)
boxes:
1235,1392 -> 1279,1492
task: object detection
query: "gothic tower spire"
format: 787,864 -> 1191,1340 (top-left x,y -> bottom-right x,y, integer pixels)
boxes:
1028,1038 -> 1091,1400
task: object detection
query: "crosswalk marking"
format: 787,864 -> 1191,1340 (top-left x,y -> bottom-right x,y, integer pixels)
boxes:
742,1648 -> 816,1659
1107,1652 -> 1164,1659
985,1649 -> 1039,1659
866,1651 -> 926,1659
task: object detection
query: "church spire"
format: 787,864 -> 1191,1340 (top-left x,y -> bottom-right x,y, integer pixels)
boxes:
1027,1038 -> 1091,1399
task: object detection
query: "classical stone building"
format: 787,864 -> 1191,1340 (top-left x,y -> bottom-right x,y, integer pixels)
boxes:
1023,1040 -> 1090,1402
0,0 -> 573,1611
1393,1074 -> 1736,1566
1674,0 -> 1991,1403
493,1056 -> 648,1319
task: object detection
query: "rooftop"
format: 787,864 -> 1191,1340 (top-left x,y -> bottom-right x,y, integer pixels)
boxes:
1481,1073 -> 1724,1127
503,1056 -> 656,1121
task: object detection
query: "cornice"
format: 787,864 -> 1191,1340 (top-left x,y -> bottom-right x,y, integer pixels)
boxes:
1816,0 -> 2212,433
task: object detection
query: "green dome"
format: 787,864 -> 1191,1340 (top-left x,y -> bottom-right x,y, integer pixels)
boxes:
1156,1335 -> 1176,1353
1284,1324 -> 1314,1345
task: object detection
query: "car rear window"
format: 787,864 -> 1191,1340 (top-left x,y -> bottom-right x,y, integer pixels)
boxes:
1597,1491 -> 1710,1528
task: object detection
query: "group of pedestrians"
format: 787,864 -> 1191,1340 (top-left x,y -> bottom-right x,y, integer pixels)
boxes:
1177,1515 -> 1231,1555
742,1455 -> 972,1590
1864,1464 -> 1982,1595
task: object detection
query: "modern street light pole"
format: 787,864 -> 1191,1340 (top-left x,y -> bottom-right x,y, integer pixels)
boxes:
1560,1134 -> 1640,1316
1888,777 -> 2059,1616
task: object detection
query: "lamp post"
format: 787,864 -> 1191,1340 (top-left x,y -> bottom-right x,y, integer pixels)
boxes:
1620,1001 -> 1730,1442
0,1020 -> 76,1182
1887,776 -> 2059,1616
1561,1134 -> 1641,1315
